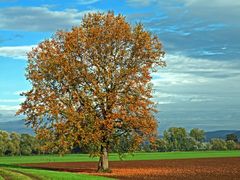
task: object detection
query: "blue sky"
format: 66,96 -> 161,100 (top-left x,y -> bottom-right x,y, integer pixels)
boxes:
0,0 -> 239,131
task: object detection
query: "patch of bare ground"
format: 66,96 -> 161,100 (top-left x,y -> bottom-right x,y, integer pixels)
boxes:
21,157 -> 240,180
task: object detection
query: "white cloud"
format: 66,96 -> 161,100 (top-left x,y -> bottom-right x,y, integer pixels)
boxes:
157,101 -> 175,105
0,105 -> 21,122
0,7 -> 97,31
129,0 -> 240,8
152,72 -> 207,86
189,97 -> 213,102
0,98 -> 25,103
126,0 -> 153,7
182,0 -> 240,7
0,45 -> 35,59
78,0 -> 100,5
128,0 -> 240,24
152,54 -> 240,105
178,0 -> 240,25
0,105 -> 19,111
153,91 -> 213,104
153,54 -> 240,83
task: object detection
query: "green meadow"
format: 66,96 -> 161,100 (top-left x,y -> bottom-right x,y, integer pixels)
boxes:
0,151 -> 239,179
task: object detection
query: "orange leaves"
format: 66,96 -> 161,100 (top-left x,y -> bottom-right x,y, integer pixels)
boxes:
18,11 -> 165,157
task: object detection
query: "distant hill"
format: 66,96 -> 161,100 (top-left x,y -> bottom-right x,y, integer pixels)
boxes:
205,130 -> 240,141
0,120 -> 34,134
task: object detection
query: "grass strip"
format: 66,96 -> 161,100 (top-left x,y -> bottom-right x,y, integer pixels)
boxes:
9,168 -> 42,180
119,151 -> 240,161
0,150 -> 238,165
7,167 -> 113,180
1,150 -> 239,165
0,168 -> 32,180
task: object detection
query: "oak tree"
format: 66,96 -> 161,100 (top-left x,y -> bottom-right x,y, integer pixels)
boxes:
18,12 -> 165,171
226,133 -> 238,143
189,128 -> 205,142
163,127 -> 188,151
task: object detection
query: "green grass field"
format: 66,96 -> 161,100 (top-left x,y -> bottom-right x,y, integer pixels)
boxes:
0,150 -> 239,179
0,167 -> 110,180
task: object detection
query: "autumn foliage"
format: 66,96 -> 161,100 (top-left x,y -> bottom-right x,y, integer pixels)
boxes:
17,12 -> 165,171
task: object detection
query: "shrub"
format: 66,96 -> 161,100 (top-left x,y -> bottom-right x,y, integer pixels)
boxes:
226,140 -> 237,150
210,138 -> 227,150
154,139 -> 169,152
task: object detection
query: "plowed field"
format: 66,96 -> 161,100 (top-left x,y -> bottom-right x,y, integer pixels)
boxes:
22,157 -> 240,180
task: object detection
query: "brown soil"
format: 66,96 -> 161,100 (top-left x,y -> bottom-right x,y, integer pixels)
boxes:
21,157 -> 240,180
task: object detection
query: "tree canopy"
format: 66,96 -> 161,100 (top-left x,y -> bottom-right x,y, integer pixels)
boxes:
190,128 -> 205,142
17,12 -> 165,171
226,133 -> 238,143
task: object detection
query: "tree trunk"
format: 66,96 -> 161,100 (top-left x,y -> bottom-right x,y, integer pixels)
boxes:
97,146 -> 111,172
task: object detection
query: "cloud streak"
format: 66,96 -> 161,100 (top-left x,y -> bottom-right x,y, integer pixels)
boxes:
0,45 -> 35,59
152,54 -> 240,106
0,98 -> 25,103
0,105 -> 19,111
126,0 -> 154,7
78,0 -> 100,5
127,0 -> 240,60
0,7 -> 96,32
182,0 -> 240,7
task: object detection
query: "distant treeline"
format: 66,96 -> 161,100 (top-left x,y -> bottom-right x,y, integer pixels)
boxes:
0,127 -> 239,156
143,127 -> 239,152
0,131 -> 40,156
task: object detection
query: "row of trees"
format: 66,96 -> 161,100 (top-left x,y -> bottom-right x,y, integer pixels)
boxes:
147,127 -> 239,152
0,127 -> 238,156
0,131 -> 39,156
